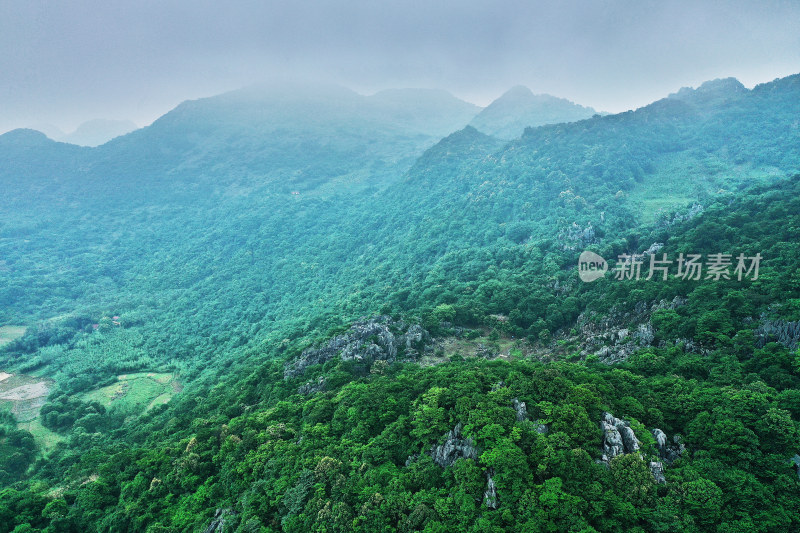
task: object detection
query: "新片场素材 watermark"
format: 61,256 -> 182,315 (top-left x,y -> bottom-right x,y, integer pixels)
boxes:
578,251 -> 760,282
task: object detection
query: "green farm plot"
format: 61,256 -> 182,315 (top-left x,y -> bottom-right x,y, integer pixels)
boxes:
0,371 -> 53,423
1,368 -> 178,451
82,372 -> 179,413
0,369 -> 63,452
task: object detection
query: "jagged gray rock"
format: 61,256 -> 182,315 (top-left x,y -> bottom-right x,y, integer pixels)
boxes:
643,242 -> 664,256
561,221 -> 597,250
601,412 -> 640,461
430,423 -> 479,468
634,323 -> 655,346
203,508 -> 235,533
511,398 -> 528,422
402,324 -> 428,350
791,455 -> 800,480
533,421 -> 549,434
658,203 -> 704,227
666,435 -> 686,463
483,468 -> 499,510
652,428 -> 667,448
619,425 -> 640,454
651,428 -> 685,464
649,461 -> 666,484
576,297 -> 687,363
284,316 -> 429,378
756,319 -> 800,349
478,344 -> 497,359
601,421 -> 624,461
298,376 -> 326,395
602,415 -> 684,483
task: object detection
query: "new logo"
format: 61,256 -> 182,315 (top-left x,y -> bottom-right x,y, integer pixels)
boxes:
578,251 -> 607,282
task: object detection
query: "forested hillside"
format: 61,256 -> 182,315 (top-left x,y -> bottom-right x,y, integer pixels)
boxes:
1,74 -> 800,531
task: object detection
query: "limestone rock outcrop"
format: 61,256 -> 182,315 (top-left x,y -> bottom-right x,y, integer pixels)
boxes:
284,316 -> 429,378
203,508 -> 236,533
601,412 -> 640,461
577,297 -> 686,363
600,412 -> 684,484
511,398 -> 528,422
483,469 -> 499,510
430,422 -> 479,468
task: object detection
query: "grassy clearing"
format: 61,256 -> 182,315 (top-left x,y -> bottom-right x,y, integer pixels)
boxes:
629,155 -> 780,224
17,418 -> 64,453
0,325 -> 26,347
82,372 -> 178,413
418,333 -> 530,366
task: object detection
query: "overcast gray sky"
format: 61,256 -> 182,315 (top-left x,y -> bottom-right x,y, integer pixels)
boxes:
2,0 -> 799,134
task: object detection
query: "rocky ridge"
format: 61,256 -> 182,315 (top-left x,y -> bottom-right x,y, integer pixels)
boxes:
577,297 -> 691,362
284,316 -> 430,380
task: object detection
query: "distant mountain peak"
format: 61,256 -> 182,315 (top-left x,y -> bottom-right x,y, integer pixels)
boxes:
697,77 -> 746,93
0,128 -> 54,147
469,87 -> 597,139
145,82 -> 479,142
499,85 -> 535,99
669,77 -> 747,104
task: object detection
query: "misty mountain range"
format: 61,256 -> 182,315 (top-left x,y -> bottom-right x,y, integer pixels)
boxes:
20,84 -> 598,148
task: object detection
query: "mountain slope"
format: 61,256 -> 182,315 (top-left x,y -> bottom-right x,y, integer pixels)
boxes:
1,74 -> 800,531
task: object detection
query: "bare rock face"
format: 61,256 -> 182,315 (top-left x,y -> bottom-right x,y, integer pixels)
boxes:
483,468 -> 499,510
601,421 -> 624,460
203,508 -> 236,533
404,453 -> 420,467
511,398 -> 528,422
619,425 -> 641,454
430,423 -> 479,468
649,461 -> 666,484
511,398 -> 548,432
655,432 -> 686,464
402,324 -> 428,351
577,297 -> 686,363
652,428 -> 685,463
791,455 -> 800,480
652,428 -> 667,449
634,323 -> 655,346
560,221 -> 597,250
643,242 -> 664,256
600,414 -> 684,485
284,316 -> 429,378
756,319 -> 800,349
298,376 -> 326,395
601,412 -> 640,461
